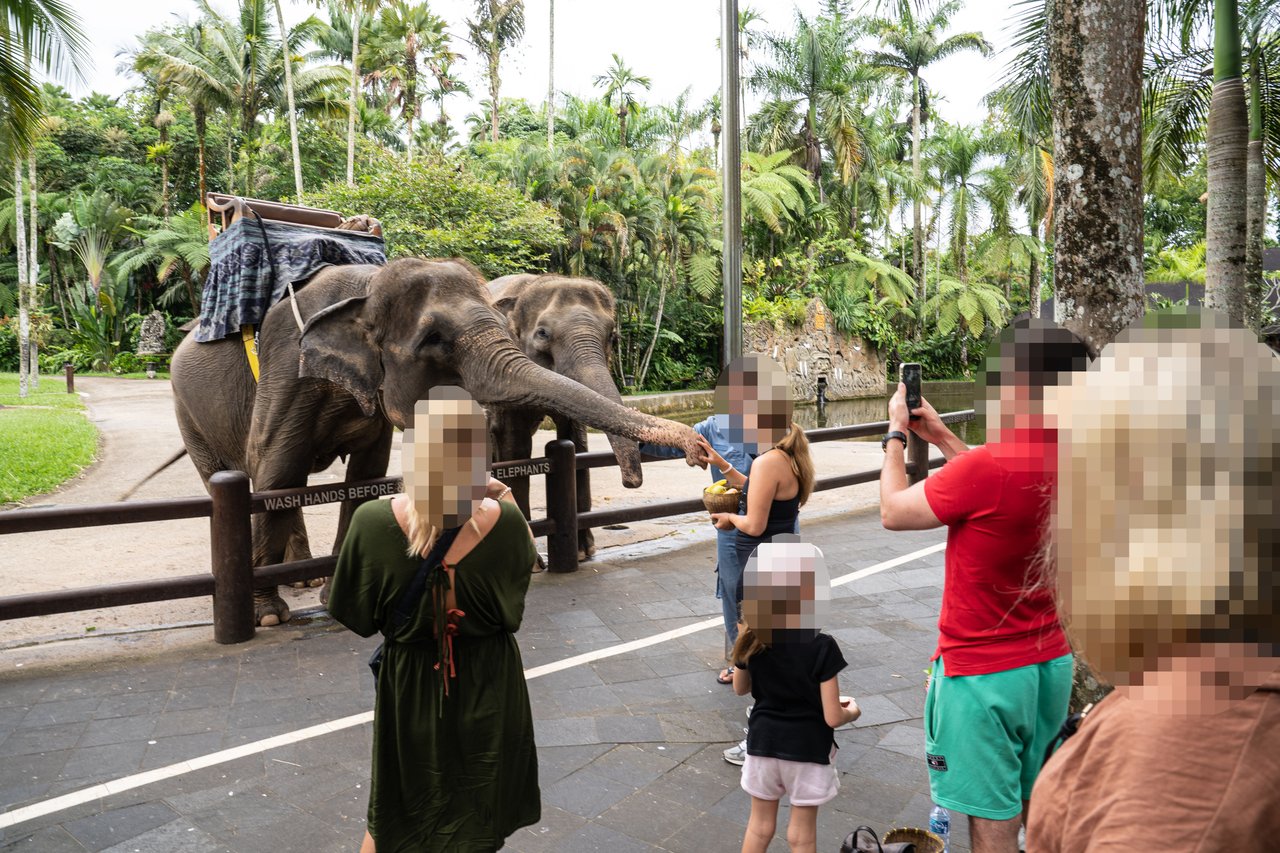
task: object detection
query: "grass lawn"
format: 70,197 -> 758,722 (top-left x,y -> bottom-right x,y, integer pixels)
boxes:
0,373 -> 98,504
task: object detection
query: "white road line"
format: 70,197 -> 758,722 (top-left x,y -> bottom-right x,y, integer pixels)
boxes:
0,540 -> 944,832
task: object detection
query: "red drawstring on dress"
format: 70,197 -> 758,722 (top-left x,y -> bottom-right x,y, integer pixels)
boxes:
434,607 -> 466,696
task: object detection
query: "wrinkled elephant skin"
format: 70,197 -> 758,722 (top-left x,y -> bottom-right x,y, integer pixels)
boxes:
170,258 -> 702,625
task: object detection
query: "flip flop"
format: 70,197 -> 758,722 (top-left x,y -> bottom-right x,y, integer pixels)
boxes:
716,667 -> 735,685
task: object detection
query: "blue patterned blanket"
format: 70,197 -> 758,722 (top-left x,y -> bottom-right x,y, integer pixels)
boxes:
194,217 -> 386,343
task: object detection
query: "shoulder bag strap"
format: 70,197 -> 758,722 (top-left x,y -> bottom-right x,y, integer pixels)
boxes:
385,525 -> 463,639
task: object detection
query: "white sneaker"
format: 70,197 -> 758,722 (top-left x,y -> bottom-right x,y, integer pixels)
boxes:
723,739 -> 747,766
745,705 -> 753,720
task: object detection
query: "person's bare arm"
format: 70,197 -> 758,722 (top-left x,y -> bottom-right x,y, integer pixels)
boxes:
820,677 -> 859,728
733,665 -> 752,697
880,386 -> 944,531
730,451 -> 782,537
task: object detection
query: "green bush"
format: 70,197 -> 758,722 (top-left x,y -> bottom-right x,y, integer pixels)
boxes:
0,321 -> 17,372
110,352 -> 144,374
39,346 -> 96,373
304,154 -> 565,278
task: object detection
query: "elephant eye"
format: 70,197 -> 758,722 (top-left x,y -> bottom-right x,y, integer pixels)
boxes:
422,330 -> 443,348
534,327 -> 550,341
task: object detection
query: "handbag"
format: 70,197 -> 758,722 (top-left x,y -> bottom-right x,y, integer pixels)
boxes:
839,825 -> 924,853
367,525 -> 463,679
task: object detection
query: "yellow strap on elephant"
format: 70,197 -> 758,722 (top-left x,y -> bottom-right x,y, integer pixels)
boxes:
241,324 -> 260,382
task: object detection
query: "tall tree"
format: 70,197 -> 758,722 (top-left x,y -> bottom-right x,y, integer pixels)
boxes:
1205,0 -> 1249,324
367,0 -> 449,160
272,0 -> 305,198
466,0 -> 524,143
1049,0 -> 1146,356
0,0 -> 88,147
13,152 -> 29,396
593,54 -> 651,149
135,23 -> 217,207
867,0 -> 991,318
546,0 -> 553,150
26,146 -> 38,388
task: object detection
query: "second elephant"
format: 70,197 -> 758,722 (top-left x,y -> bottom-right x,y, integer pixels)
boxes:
488,274 -> 640,560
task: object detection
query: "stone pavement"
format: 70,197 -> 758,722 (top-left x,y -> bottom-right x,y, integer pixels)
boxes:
0,507 -> 972,852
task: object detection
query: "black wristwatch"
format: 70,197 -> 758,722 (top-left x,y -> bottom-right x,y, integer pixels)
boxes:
881,431 -> 908,451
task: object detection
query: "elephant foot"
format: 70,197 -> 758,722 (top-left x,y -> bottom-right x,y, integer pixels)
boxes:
253,590 -> 292,627
288,578 -> 325,589
319,579 -> 332,607
578,531 -> 597,563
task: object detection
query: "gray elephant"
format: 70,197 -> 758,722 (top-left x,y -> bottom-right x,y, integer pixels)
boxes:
487,274 -> 639,561
170,258 -> 702,625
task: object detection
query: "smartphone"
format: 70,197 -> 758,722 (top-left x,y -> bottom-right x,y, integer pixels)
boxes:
901,363 -> 922,420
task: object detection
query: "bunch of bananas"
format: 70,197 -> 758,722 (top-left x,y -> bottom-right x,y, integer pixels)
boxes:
704,479 -> 739,496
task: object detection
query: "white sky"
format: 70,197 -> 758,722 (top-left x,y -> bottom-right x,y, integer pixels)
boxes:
65,0 -> 1015,136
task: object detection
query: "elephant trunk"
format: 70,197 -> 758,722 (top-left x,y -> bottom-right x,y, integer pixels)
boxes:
560,332 -> 644,489
457,324 -> 699,461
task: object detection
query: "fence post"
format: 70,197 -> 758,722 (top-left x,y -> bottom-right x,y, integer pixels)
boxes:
210,471 -> 254,644
64,363 -> 74,394
544,438 -> 579,573
906,430 -> 930,485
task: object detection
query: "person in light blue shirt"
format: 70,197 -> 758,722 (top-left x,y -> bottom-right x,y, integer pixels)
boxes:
644,413 -> 754,683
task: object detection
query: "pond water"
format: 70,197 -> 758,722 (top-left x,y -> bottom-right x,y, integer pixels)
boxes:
666,387 -> 986,446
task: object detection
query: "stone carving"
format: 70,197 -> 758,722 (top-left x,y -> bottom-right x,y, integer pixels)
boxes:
137,311 -> 167,356
744,298 -> 886,401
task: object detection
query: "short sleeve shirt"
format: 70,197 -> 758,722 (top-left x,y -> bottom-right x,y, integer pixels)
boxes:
923,429 -> 1070,676
745,631 -> 847,764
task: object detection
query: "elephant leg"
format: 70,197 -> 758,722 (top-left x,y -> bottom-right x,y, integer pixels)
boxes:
319,424 -> 394,607
285,512 -> 315,588
492,409 -> 538,519
251,507 -> 299,626
555,417 -> 595,562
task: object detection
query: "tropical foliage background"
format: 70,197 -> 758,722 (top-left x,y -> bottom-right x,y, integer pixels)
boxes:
1,0 -> 1275,392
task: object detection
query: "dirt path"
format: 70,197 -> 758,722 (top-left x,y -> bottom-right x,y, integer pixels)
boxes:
0,378 -> 889,647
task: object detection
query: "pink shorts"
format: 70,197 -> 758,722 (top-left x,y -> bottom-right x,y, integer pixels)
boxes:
740,747 -> 840,806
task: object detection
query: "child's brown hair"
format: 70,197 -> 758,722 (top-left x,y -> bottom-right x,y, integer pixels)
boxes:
731,621 -> 768,669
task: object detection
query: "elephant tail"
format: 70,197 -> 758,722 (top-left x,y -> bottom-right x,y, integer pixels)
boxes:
117,447 -> 189,501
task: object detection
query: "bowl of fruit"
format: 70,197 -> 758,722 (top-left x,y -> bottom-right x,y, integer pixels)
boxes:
702,479 -> 742,514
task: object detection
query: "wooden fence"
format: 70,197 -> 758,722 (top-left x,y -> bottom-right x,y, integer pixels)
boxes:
0,410 -> 972,644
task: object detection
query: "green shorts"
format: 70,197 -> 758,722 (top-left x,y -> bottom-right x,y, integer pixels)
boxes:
923,653 -> 1073,820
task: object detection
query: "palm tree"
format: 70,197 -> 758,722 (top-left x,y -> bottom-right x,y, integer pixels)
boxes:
138,1 -> 345,195
866,0 -> 991,307
1047,0 -> 1146,356
546,0 -> 554,150
113,205 -> 212,314
322,0 -> 382,185
933,123 -> 1012,282
270,0 -> 304,198
593,54 -> 651,149
466,0 -> 524,143
747,7 -> 870,199
366,0 -> 448,160
923,276 -> 1010,368
740,149 -> 815,237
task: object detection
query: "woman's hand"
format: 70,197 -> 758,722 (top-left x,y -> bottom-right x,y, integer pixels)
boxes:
696,436 -> 729,472
710,512 -> 737,531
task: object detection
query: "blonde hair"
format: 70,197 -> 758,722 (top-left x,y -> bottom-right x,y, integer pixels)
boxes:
775,423 -> 815,505
1051,317 -> 1279,681
401,390 -> 489,558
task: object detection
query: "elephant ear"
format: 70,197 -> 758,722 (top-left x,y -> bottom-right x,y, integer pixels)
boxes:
492,295 -> 519,316
298,294 -> 383,417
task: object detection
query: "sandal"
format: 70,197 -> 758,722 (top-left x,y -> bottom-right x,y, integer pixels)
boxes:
716,667 -> 735,685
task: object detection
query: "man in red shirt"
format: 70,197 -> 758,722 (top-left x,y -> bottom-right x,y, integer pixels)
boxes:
878,320 -> 1089,853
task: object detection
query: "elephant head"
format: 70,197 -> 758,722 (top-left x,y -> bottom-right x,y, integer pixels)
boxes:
489,274 -> 643,488
295,258 -> 700,458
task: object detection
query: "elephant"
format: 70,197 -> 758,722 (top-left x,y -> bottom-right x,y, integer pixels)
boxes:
170,257 -> 703,626
487,273 -> 639,561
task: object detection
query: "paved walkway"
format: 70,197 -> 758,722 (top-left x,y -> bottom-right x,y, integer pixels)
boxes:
0,509 -> 970,853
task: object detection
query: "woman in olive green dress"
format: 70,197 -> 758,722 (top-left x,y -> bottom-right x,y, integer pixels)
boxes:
328,388 -> 540,853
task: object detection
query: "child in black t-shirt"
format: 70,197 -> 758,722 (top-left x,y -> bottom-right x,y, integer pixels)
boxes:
731,539 -> 861,853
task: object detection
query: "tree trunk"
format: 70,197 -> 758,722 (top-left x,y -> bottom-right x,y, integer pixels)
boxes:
1205,0 -> 1248,326
490,43 -> 501,143
226,113 -> 236,195
1048,0 -> 1145,357
638,250 -> 676,387
160,124 -> 171,219
347,7 -> 361,186
15,156 -> 30,398
1244,52 -> 1265,332
911,73 -> 924,336
1029,219 -> 1041,315
27,151 -> 39,389
195,107 -> 207,207
547,0 -> 555,150
275,0 -> 304,199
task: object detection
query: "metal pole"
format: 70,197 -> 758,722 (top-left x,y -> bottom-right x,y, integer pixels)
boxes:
544,439 -> 579,573
210,470 -> 254,644
721,0 -> 743,366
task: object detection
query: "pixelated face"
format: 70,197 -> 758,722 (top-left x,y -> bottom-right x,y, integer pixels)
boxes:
402,387 -> 489,529
739,535 -> 831,644
713,354 -> 793,453
977,319 -> 1089,441
1050,310 -> 1278,699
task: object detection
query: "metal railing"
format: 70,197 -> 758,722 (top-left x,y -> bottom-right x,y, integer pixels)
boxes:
0,410 -> 973,643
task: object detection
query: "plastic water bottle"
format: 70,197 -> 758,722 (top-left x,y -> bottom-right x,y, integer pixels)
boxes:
929,805 -> 951,852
